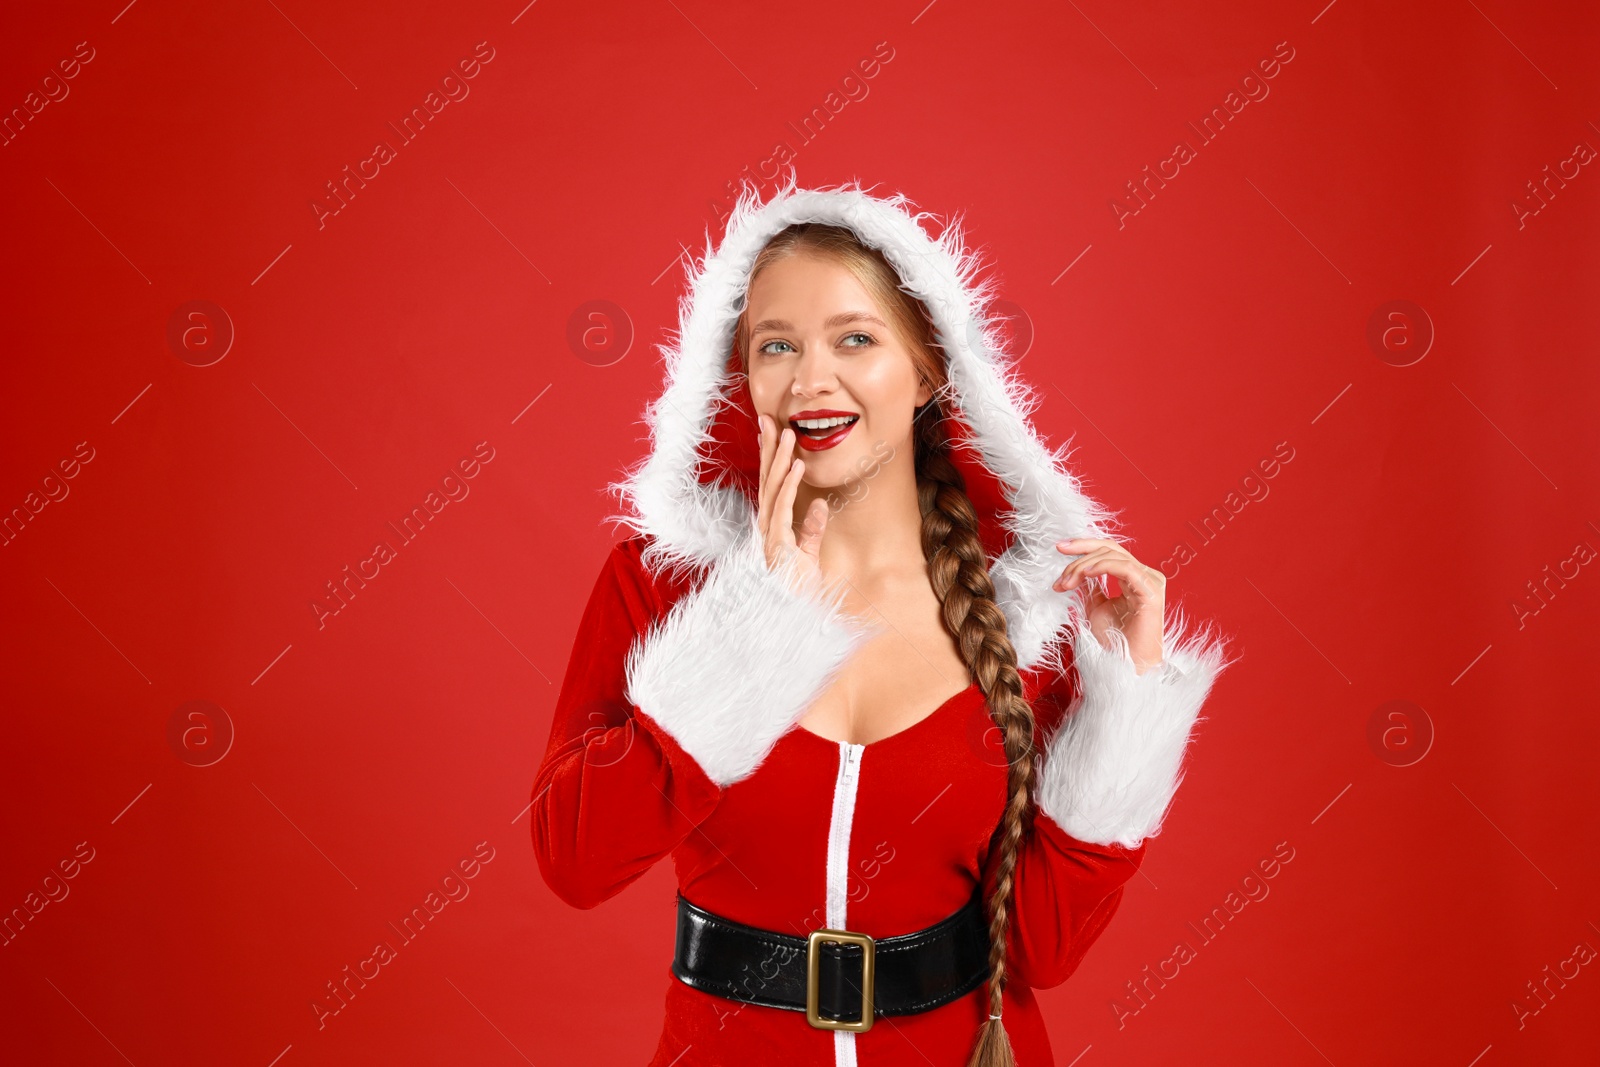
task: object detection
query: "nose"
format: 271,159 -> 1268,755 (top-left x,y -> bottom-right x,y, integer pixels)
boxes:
790,342 -> 839,399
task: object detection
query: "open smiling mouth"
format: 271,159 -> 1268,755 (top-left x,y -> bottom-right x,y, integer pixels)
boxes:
789,414 -> 860,452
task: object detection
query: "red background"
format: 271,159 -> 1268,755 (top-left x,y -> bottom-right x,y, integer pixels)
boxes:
3,1 -> 1598,1064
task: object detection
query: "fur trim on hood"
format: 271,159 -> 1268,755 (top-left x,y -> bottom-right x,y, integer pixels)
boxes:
604,174 -> 1163,676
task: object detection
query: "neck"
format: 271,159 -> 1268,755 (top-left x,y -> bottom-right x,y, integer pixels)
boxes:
793,440 -> 926,585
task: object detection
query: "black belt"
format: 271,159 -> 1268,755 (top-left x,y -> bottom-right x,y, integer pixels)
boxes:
671,887 -> 990,1032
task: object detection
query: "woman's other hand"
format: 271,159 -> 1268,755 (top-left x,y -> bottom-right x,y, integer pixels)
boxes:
1053,538 -> 1166,674
757,413 -> 830,591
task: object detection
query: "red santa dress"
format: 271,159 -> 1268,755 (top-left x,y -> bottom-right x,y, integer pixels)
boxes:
531,178 -> 1232,1066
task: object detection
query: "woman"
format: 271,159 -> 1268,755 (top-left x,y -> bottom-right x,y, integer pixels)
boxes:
532,179 -> 1232,1066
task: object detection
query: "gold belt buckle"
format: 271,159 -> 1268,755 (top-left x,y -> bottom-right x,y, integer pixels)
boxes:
805,928 -> 875,1032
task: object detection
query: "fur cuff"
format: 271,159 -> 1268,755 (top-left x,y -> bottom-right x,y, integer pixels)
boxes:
1034,606 -> 1233,848
624,524 -> 881,787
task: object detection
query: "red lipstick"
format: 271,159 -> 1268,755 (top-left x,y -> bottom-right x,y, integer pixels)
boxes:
788,409 -> 860,453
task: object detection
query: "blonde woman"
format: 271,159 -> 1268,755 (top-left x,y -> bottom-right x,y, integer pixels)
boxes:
532,178 -> 1232,1066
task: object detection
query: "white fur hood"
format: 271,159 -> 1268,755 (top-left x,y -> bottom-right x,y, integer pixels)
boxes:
606,175 -> 1182,676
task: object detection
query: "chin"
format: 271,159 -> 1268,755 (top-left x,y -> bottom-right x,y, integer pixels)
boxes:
796,448 -> 857,490
800,433 -> 896,492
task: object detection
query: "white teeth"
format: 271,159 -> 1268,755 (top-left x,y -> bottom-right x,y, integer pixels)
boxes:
793,415 -> 859,430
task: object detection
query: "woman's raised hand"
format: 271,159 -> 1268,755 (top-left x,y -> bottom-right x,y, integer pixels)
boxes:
756,413 -> 829,591
1053,538 -> 1167,673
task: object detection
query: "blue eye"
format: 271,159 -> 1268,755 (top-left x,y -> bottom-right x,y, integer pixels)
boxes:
842,332 -> 874,347
758,339 -> 794,356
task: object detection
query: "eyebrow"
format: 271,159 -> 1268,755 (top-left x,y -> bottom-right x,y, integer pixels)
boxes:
749,311 -> 888,336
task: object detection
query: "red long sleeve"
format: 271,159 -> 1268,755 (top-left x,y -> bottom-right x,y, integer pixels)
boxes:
989,652 -> 1148,990
530,538 -> 722,910
999,812 -> 1146,989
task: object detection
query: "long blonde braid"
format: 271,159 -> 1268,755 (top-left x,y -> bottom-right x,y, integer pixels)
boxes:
915,404 -> 1036,1067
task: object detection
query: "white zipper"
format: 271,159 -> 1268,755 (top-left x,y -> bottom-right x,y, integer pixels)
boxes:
826,742 -> 865,1066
